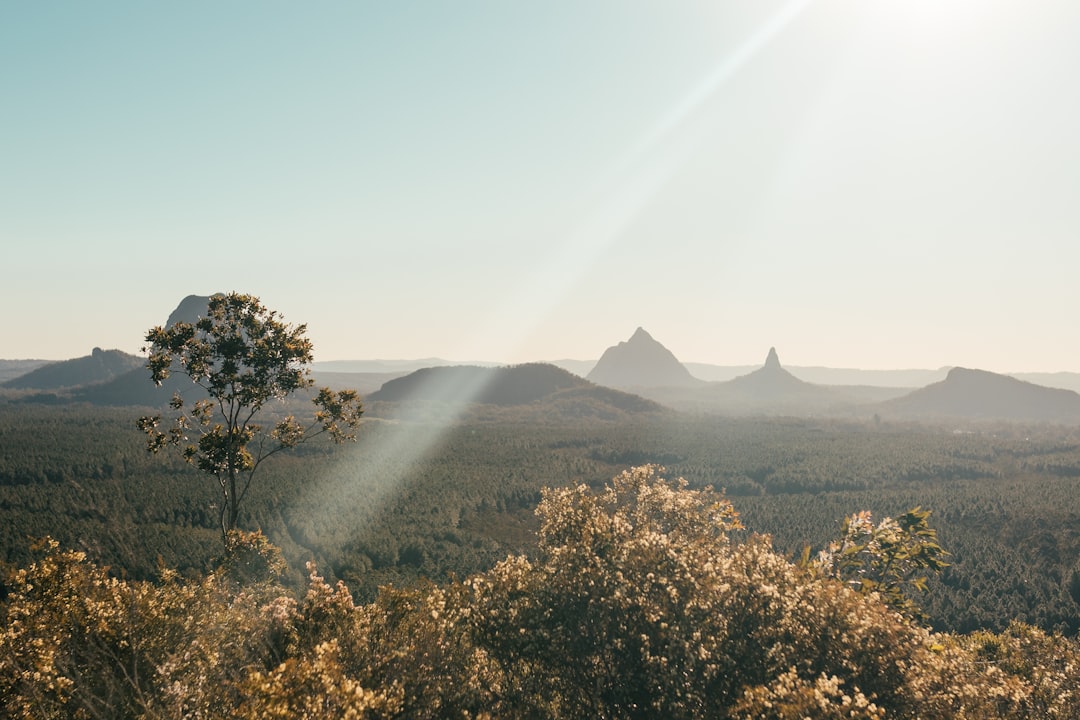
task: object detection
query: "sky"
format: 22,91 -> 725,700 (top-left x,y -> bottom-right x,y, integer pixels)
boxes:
4,1 -> 1080,373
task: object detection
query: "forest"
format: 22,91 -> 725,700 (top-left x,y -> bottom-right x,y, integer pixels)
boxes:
3,402 -> 1080,633
4,400 -> 1080,716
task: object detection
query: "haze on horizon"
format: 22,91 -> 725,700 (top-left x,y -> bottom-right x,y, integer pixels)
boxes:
4,2 -> 1080,374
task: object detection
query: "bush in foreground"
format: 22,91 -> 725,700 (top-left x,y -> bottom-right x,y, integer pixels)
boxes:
2,466 -> 1079,718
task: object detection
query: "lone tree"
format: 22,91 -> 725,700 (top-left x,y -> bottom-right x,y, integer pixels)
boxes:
137,293 -> 363,545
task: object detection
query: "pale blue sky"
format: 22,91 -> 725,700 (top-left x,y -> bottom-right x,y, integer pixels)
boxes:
4,1 -> 1080,372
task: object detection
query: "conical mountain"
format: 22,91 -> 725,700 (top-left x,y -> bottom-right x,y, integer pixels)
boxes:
727,347 -> 826,398
623,346 -> 852,415
586,328 -> 701,389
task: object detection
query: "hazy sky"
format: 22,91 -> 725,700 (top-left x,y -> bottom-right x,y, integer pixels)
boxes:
5,1 -> 1080,372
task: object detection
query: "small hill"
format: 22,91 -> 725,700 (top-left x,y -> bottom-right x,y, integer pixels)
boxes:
1,348 -> 143,390
879,367 -> 1080,423
587,328 -> 701,389
368,363 -> 664,420
6,295 -> 220,407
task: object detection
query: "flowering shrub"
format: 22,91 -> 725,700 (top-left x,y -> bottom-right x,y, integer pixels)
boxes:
731,668 -> 884,720
815,507 -> 949,621
468,466 -> 937,717
2,465 -> 1080,718
0,538 -> 170,719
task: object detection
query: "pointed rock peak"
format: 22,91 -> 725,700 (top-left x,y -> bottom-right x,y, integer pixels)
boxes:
764,347 -> 781,370
587,327 -> 699,388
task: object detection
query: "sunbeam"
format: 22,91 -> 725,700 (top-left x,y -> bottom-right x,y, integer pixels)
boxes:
300,0 -> 817,562
608,0 -> 815,184
455,0 -> 817,362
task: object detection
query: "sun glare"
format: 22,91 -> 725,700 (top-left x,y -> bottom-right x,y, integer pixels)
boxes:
303,0 -> 823,549
864,0 -> 1001,37
468,0 -> 817,366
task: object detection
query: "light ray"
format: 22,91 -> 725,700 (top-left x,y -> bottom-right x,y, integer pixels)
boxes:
609,0 -> 815,183
299,0 -> 816,566
458,0 -> 816,361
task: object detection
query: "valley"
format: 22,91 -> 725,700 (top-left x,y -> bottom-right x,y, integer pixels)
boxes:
5,303 -> 1080,636
3,399 -> 1080,635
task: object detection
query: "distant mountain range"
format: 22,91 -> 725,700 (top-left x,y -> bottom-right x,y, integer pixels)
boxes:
582,329 -> 1080,423
4,296 -> 1080,425
627,346 -> 899,416
308,359 -> 958,389
0,295 -> 222,407
1,348 -> 143,391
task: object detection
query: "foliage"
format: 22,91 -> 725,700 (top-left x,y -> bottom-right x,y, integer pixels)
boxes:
217,529 -> 289,586
466,466 -> 956,717
468,466 -> 745,716
4,468 -> 1080,718
7,405 -> 1080,633
815,507 -> 949,621
137,292 -> 363,543
730,668 -> 885,720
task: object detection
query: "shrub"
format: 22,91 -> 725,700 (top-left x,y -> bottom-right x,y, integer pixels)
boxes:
4,466 -> 1080,718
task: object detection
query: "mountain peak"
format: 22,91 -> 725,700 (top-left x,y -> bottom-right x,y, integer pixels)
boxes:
587,329 -> 700,389
764,347 -> 781,370
726,346 -> 821,403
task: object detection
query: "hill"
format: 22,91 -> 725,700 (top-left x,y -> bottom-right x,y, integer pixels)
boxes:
878,366 -> 1080,423
368,363 -> 664,420
3,295 -> 220,407
586,328 -> 702,389
1,348 -> 143,390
